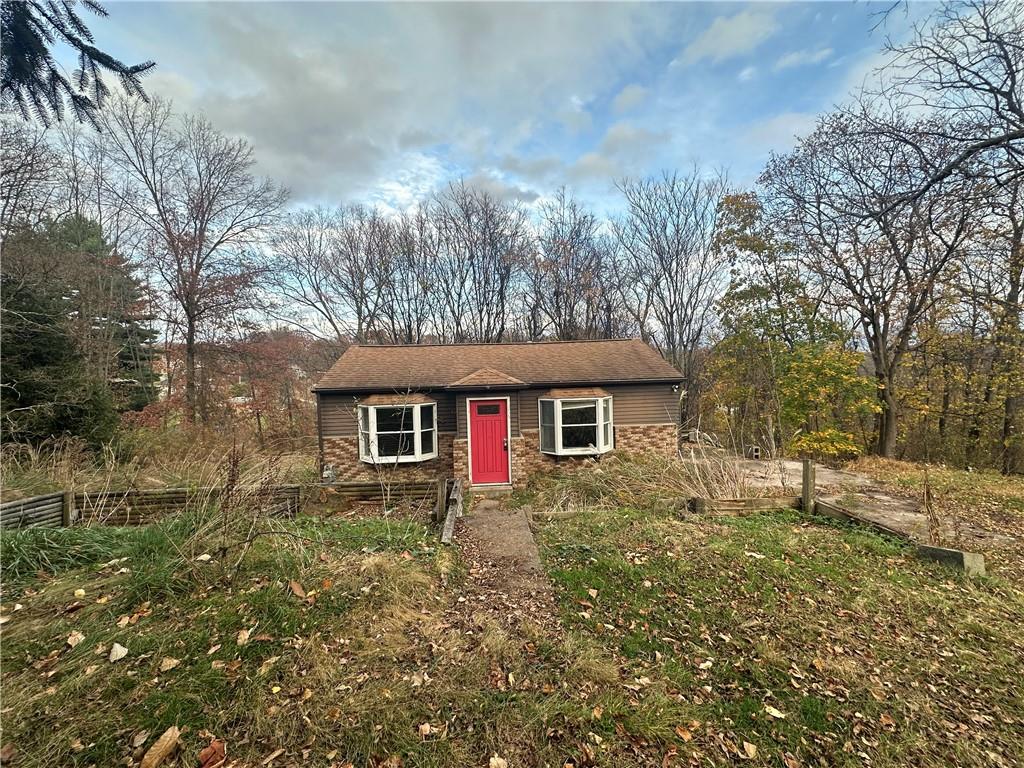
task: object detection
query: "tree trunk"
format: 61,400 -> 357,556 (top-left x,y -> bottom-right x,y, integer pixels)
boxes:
184,318 -> 198,425
1003,393 -> 1020,475
874,374 -> 898,458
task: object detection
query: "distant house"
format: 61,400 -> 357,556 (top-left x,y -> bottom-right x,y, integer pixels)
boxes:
313,339 -> 683,489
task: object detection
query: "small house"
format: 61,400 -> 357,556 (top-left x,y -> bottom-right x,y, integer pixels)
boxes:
313,339 -> 683,490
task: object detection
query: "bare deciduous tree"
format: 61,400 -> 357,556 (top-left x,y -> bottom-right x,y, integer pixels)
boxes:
761,113 -> 976,456
529,188 -> 623,340
613,169 -> 730,426
379,206 -> 437,344
431,182 -> 533,343
0,118 -> 57,238
863,0 -> 1024,205
97,96 -> 287,422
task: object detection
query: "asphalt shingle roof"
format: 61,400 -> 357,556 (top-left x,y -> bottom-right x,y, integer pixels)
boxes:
313,339 -> 683,392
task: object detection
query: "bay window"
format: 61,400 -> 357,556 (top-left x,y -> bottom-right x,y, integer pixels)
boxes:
538,396 -> 613,455
358,402 -> 437,463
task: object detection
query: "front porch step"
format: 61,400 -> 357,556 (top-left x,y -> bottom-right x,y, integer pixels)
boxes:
468,484 -> 514,498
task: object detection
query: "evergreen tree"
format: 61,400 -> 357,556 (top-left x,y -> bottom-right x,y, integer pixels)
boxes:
0,0 -> 154,126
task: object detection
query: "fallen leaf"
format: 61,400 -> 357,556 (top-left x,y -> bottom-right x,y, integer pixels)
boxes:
159,657 -> 181,672
745,551 -> 766,559
674,725 -> 692,742
489,756 -> 508,768
108,643 -> 129,662
288,580 -> 306,598
236,628 -> 250,646
140,726 -> 180,768
195,554 -> 212,562
418,722 -> 432,738
207,644 -> 221,655
198,737 -> 227,768
587,588 -> 599,599
765,705 -> 787,719
782,753 -> 801,768
132,730 -> 151,748
0,743 -> 16,762
592,705 -> 603,720
742,741 -> 757,759
66,630 -> 86,648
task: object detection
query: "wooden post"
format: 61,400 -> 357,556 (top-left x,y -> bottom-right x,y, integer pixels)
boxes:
436,479 -> 447,523
801,459 -> 815,512
62,490 -> 73,527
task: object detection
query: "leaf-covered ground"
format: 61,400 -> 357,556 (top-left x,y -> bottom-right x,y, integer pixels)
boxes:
537,505 -> 1024,767
2,476 -> 1022,768
847,457 -> 1024,580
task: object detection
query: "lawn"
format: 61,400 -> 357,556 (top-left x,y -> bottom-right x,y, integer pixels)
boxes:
537,502 -> 1024,767
1,464 -> 1022,768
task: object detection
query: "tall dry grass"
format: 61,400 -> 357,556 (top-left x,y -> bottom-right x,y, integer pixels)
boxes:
0,428 -> 317,501
529,447 -> 755,514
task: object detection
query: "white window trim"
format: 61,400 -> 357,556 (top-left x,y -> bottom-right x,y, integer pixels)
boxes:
358,402 -> 438,464
539,396 -> 614,456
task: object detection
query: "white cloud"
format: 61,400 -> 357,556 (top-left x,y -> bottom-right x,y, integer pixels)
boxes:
738,66 -> 757,82
743,111 -> 818,151
147,3 -> 674,204
678,10 -> 779,65
612,83 -> 649,114
559,95 -> 593,135
773,48 -> 833,71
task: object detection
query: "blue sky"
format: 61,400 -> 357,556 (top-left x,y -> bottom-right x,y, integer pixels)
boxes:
82,1 -> 934,214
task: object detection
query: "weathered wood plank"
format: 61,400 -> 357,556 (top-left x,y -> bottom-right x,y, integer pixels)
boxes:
813,499 -> 913,541
441,479 -> 463,544
694,496 -> 801,515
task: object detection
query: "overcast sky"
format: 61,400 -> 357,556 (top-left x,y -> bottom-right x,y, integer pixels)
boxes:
85,1 -> 933,214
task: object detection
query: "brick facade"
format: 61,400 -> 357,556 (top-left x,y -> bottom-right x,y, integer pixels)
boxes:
612,424 -> 679,459
322,433 -> 454,483
323,424 -> 677,488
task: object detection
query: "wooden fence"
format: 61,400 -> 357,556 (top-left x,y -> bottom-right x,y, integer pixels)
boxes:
0,492 -> 68,529
0,481 -> 451,531
0,485 -> 303,530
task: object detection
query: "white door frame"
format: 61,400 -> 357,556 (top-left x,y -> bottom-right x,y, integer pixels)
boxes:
465,395 -> 513,486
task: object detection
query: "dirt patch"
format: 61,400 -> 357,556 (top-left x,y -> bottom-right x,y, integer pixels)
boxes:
450,499 -> 559,630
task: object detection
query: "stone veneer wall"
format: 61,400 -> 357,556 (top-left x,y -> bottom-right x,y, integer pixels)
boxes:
325,424 -> 678,488
322,433 -> 454,483
611,424 -> 679,458
509,425 -> 676,487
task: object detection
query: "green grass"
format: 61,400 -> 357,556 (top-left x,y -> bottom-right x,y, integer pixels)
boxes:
4,475 -> 1023,768
537,505 -> 1024,768
0,510 -> 651,767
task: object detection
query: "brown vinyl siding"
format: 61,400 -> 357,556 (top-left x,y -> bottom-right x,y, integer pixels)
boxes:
455,393 -> 520,438
319,385 -> 676,439
518,384 -> 679,429
317,393 -> 458,438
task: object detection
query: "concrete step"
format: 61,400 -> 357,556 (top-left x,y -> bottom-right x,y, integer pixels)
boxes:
469,484 -> 514,498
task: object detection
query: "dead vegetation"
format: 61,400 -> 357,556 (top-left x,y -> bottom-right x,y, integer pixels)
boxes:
525,450 -> 761,516
0,431 -> 316,502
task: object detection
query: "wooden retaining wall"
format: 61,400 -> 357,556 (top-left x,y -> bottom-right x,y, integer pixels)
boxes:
0,485 -> 303,530
0,480 -> 450,531
0,492 -> 68,529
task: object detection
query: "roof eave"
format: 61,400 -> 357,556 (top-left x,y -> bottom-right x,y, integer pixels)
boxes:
313,376 -> 683,394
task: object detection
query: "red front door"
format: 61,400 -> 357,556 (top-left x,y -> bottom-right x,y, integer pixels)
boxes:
469,399 -> 509,485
